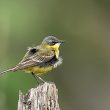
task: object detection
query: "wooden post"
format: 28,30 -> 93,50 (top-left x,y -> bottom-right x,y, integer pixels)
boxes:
17,82 -> 60,110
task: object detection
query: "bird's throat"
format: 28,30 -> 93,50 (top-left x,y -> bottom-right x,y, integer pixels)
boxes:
55,48 -> 59,59
44,43 -> 60,59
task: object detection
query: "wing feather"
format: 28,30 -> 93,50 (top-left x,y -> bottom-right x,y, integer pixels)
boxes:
17,47 -> 55,70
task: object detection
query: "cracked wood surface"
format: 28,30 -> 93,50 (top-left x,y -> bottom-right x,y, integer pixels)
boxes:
17,82 -> 60,110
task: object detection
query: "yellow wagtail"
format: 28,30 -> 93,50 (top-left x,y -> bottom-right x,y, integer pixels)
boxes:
0,36 -> 64,82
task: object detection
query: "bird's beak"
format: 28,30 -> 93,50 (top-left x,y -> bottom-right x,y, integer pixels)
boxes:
58,40 -> 65,43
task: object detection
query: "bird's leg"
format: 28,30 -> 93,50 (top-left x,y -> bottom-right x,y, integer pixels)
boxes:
35,74 -> 45,83
31,72 -> 45,83
31,72 -> 39,84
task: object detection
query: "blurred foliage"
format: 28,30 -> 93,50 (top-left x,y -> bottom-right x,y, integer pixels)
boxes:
0,0 -> 110,110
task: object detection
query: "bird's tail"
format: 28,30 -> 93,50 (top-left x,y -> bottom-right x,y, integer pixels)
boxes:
0,66 -> 19,76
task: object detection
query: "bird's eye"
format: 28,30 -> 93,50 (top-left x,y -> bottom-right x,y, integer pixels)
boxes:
48,40 -> 56,46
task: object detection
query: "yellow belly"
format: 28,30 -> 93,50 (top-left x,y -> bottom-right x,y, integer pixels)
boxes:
23,66 -> 53,75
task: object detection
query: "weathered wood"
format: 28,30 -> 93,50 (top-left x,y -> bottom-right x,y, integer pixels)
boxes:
17,82 -> 60,110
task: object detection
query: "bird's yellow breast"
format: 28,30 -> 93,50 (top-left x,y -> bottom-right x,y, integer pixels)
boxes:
23,66 -> 53,75
45,43 -> 60,59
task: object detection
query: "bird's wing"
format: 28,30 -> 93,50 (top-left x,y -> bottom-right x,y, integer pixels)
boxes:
19,47 -> 38,63
17,48 -> 55,70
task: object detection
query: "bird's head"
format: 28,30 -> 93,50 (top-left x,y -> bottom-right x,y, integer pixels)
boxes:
41,36 -> 64,50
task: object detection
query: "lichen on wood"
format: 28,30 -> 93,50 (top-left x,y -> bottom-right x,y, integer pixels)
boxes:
17,82 -> 60,110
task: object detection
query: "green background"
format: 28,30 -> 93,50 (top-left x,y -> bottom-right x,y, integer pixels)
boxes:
0,0 -> 110,110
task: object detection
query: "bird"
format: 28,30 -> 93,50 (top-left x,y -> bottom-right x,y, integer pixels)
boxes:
0,36 -> 64,82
